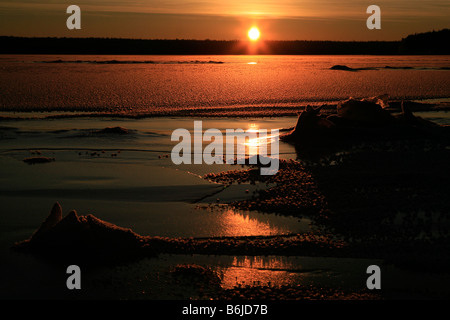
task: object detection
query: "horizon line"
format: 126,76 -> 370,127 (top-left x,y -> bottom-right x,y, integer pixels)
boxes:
3,28 -> 447,42
0,35 -> 405,43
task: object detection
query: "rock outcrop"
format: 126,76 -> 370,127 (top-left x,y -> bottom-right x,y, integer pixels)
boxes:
281,97 -> 449,147
13,203 -> 155,265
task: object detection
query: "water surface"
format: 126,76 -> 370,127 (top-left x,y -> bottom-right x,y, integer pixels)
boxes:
1,55 -> 449,115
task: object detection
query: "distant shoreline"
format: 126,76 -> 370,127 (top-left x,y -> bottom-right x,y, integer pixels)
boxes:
0,36 -> 400,55
1,29 -> 449,55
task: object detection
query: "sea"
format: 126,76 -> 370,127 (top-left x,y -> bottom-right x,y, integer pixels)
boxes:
1,54 -> 449,299
1,54 -> 449,116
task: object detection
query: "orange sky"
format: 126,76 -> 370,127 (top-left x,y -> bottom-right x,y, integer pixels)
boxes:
0,1 -> 449,40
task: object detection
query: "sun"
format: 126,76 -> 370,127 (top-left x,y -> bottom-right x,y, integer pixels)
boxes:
248,27 -> 261,41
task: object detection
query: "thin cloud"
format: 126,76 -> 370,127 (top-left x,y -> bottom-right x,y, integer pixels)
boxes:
0,0 -> 448,19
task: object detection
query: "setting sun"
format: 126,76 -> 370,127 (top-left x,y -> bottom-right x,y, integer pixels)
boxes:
248,27 -> 260,41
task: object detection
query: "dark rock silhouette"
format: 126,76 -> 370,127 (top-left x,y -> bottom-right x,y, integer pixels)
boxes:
31,202 -> 62,239
13,204 -> 155,265
336,96 -> 393,125
330,65 -> 357,71
94,126 -> 129,135
281,97 -> 450,148
23,157 -> 55,165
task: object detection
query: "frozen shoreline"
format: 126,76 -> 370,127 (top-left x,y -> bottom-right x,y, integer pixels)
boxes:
1,99 -> 450,120
1,108 -> 450,299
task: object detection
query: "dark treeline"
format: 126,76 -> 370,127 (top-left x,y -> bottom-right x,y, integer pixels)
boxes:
0,29 -> 448,55
0,37 -> 401,55
399,29 -> 450,54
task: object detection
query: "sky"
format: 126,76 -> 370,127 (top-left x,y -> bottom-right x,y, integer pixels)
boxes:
0,0 -> 449,40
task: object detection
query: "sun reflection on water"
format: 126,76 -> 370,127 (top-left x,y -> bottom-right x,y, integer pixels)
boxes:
220,256 -> 307,289
219,208 -> 290,237
243,123 -> 280,158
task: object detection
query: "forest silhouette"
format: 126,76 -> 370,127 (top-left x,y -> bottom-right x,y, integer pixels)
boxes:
0,29 -> 448,55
